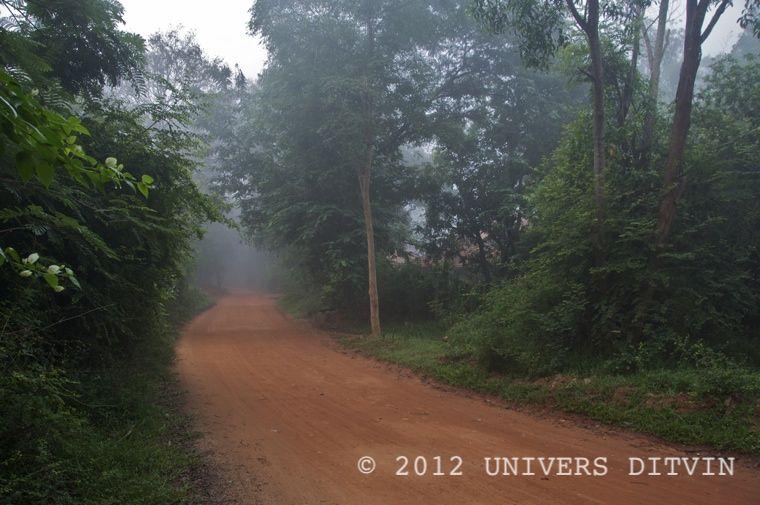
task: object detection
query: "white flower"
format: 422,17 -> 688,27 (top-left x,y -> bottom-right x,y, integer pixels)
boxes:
26,253 -> 39,264
53,285 -> 65,292
19,270 -> 32,277
47,265 -> 61,274
105,157 -> 118,169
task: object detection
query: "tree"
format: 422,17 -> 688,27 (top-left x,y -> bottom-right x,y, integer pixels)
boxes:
418,64 -> 582,281
0,0 -> 144,96
472,0 -> 613,224
640,0 -> 671,153
655,0 -> 759,244
248,0 -> 500,335
0,69 -> 151,291
420,141 -> 522,283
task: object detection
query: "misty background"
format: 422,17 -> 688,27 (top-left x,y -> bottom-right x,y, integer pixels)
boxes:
116,0 -> 758,294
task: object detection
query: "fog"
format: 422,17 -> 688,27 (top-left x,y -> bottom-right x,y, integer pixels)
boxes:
193,222 -> 277,293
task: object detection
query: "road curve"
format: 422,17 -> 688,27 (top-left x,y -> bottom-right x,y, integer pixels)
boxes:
176,293 -> 760,504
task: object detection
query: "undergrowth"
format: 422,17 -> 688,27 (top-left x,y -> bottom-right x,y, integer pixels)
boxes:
0,288 -> 213,504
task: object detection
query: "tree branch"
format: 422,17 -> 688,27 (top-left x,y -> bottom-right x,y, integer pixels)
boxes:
696,0 -> 712,15
565,0 -> 589,32
578,66 -> 594,81
642,25 -> 654,71
700,0 -> 730,43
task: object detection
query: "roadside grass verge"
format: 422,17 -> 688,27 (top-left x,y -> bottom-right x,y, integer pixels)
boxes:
339,322 -> 760,455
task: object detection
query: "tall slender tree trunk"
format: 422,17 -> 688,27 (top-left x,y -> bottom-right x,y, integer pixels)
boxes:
618,7 -> 643,128
641,0 -> 670,155
655,43 -> 699,244
566,0 -> 605,223
655,0 -> 726,244
359,146 -> 381,337
588,25 -> 606,225
360,2 -> 380,337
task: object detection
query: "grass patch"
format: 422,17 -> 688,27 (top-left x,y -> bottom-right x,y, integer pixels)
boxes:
340,322 -> 760,455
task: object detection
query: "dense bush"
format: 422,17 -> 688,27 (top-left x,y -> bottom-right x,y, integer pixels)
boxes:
0,322 -> 204,504
450,56 -> 760,376
279,257 -> 471,324
0,4 -> 223,502
0,72 -> 218,503
378,261 -> 471,321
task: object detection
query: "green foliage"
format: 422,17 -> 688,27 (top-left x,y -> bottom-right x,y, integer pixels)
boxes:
1,6 -> 223,504
223,0 -> 471,313
451,269 -> 586,374
1,77 -> 218,349
470,0 -> 568,67
0,0 -> 145,96
416,63 -> 583,283
1,246 -> 80,292
278,259 -> 472,325
0,313 -> 201,504
0,69 -> 149,192
451,55 -> 760,375
2,1 -> 756,498
223,0 -> 585,318
378,261 -> 469,321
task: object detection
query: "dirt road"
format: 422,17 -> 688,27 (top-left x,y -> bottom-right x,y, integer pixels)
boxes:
176,294 -> 760,504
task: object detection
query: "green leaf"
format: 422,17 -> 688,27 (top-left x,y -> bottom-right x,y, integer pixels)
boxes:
141,174 -> 154,185
43,272 -> 59,288
137,182 -> 149,198
69,276 -> 81,289
36,161 -> 55,187
0,248 -> 5,267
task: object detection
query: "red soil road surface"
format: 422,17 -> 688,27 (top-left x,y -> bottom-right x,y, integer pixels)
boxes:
176,294 -> 760,504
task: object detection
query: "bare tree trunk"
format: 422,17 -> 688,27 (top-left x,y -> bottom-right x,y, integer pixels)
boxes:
588,25 -> 606,224
656,46 -> 698,244
656,0 -> 728,244
618,7 -> 643,128
641,0 -> 670,155
359,147 -> 381,337
360,2 -> 380,337
566,0 -> 605,223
